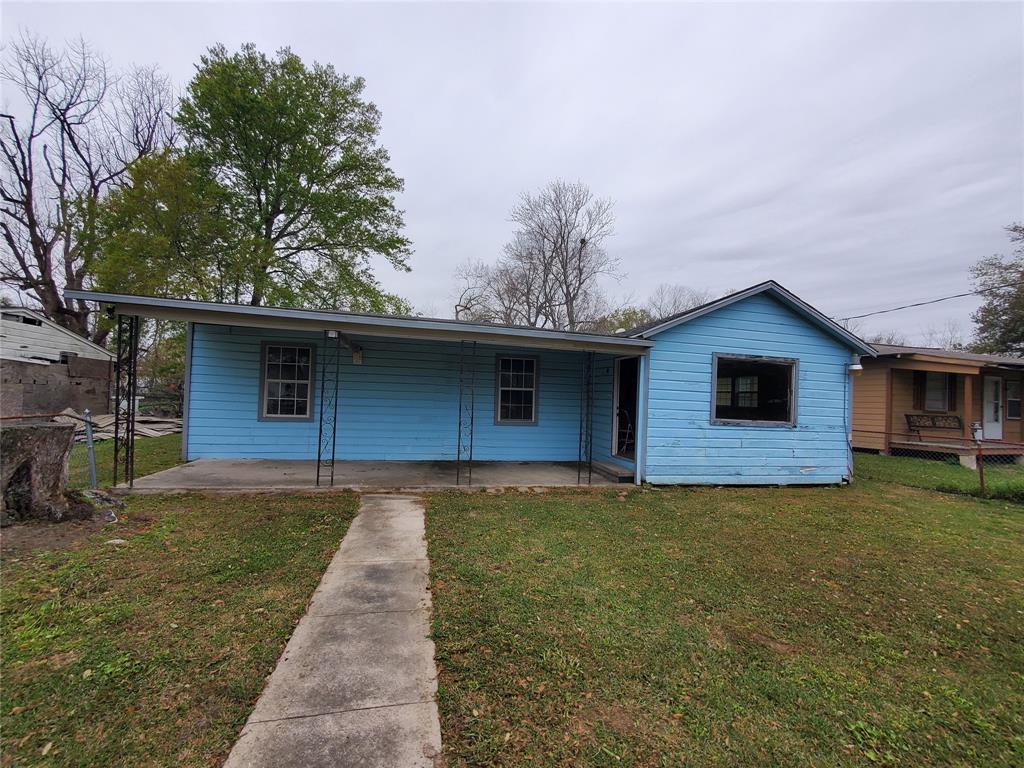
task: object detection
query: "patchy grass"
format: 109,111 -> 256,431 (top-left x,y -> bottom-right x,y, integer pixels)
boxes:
855,451 -> 1024,503
68,433 -> 183,489
427,483 -> 1024,767
1,492 -> 358,767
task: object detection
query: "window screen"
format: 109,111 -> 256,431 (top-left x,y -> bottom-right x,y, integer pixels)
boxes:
924,372 -> 951,412
1008,380 -> 1021,420
496,357 -> 537,423
714,356 -> 795,424
262,345 -> 313,418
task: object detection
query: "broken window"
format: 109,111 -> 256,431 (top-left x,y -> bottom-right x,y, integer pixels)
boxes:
713,355 -> 795,425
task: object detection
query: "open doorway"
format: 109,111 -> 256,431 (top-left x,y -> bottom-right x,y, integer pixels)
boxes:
613,357 -> 640,460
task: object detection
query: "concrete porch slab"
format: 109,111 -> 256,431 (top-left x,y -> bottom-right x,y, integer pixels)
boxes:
128,459 -> 616,492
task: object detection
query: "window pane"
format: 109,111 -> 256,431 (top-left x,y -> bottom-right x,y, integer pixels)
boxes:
1008,381 -> 1021,419
716,378 -> 731,406
263,345 -> 313,417
924,373 -> 948,411
496,358 -> 537,422
714,357 -> 793,423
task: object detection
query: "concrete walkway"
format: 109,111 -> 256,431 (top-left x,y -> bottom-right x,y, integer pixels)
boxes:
224,495 -> 441,768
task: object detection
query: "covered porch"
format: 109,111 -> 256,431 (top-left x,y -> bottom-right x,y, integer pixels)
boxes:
66,290 -> 653,490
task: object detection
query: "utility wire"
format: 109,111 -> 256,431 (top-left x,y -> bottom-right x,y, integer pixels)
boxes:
834,279 -> 1024,322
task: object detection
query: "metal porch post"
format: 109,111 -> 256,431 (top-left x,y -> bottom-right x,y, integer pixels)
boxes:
577,351 -> 595,485
316,330 -> 342,487
113,314 -> 140,487
456,340 -> 477,486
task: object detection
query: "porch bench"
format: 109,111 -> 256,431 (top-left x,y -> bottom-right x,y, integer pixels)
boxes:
905,413 -> 962,438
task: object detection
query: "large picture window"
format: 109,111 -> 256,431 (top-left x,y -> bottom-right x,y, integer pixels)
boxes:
496,356 -> 537,424
260,344 -> 314,420
713,354 -> 796,425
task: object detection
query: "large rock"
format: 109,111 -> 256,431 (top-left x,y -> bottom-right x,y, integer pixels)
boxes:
1,423 -> 76,524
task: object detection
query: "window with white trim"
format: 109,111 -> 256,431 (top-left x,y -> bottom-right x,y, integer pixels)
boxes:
496,356 -> 537,423
713,355 -> 795,425
262,344 -> 314,418
1007,380 -> 1021,420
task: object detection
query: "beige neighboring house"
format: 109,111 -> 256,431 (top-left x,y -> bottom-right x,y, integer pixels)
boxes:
852,344 -> 1024,463
0,308 -> 113,417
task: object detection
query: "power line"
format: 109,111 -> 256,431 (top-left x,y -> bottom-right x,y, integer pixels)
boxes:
834,279 -> 1024,322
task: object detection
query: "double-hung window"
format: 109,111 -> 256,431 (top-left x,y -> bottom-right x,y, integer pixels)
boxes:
261,344 -> 314,420
1007,380 -> 1022,420
713,354 -> 796,425
496,356 -> 537,424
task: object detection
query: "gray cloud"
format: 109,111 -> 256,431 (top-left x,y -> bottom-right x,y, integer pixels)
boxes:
4,1 -> 1021,342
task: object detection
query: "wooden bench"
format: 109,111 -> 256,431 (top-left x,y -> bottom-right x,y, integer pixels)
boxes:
905,413 -> 962,437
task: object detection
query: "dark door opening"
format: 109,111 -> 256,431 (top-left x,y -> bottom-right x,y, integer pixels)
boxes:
614,357 -> 640,460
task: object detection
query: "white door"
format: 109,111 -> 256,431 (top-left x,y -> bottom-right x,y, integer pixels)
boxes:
983,376 -> 1003,440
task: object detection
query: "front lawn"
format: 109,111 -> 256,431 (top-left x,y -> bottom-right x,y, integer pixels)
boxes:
854,451 -> 1024,503
67,432 -> 183,490
427,483 -> 1024,767
1,492 -> 358,766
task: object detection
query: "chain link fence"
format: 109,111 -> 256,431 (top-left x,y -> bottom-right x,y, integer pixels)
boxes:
852,429 -> 1024,502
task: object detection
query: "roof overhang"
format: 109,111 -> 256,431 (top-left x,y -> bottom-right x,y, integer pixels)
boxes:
629,280 -> 877,357
65,291 -> 654,355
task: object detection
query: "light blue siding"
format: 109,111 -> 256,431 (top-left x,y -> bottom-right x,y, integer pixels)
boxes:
643,293 -> 853,485
590,354 -> 635,471
187,324 -> 595,461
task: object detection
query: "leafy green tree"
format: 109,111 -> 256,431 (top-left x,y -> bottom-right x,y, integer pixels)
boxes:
971,223 -> 1024,355
177,44 -> 411,312
96,151 -> 244,302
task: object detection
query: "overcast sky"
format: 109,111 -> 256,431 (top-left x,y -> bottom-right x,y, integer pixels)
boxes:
4,1 -> 1022,343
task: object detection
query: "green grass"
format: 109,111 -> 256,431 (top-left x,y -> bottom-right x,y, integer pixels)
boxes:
1,492 -> 358,767
855,451 -> 1024,503
426,483 -> 1024,767
68,433 -> 183,490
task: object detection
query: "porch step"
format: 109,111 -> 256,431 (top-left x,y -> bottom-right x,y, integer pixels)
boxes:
590,461 -> 635,484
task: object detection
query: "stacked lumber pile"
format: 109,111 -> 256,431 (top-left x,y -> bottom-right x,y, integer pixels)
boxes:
53,408 -> 182,441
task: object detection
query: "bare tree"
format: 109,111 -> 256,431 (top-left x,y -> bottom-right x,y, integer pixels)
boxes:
644,283 -> 713,320
454,180 -> 619,331
866,330 -> 909,346
921,320 -> 966,350
0,34 -> 174,342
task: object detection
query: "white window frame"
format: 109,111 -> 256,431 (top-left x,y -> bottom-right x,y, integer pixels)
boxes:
259,342 -> 316,421
495,355 -> 538,425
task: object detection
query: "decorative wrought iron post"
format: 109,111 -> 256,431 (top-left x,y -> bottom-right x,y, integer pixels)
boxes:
577,351 -> 595,485
113,314 -> 140,487
455,340 -> 477,486
316,330 -> 342,487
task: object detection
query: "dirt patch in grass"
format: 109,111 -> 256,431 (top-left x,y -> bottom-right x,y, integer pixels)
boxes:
1,491 -> 358,767
427,481 -> 1024,767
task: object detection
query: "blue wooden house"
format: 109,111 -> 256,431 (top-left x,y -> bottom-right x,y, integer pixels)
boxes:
67,281 -> 874,487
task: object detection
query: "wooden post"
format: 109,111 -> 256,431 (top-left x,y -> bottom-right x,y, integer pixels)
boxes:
962,374 -> 974,442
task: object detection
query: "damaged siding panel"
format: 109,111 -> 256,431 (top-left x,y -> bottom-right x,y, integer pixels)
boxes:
644,292 -> 852,485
